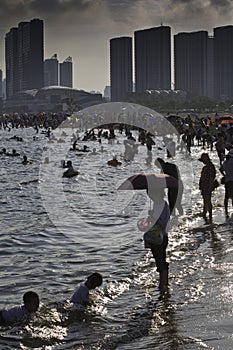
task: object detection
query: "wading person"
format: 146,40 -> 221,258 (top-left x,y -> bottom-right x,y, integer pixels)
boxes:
198,153 -> 216,223
220,149 -> 233,218
139,188 -> 170,293
154,158 -> 183,215
0,291 -> 40,326
70,272 -> 103,307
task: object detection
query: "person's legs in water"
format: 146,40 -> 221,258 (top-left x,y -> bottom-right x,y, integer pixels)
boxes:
150,236 -> 169,292
202,193 -> 212,222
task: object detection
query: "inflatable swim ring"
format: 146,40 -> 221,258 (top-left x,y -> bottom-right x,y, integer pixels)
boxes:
107,159 -> 122,166
62,170 -> 80,178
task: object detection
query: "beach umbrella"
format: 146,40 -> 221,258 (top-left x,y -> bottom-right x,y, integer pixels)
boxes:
117,173 -> 178,191
220,118 -> 233,124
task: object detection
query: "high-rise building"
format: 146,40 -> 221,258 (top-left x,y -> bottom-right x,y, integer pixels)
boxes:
0,69 -> 2,98
44,54 -> 59,86
214,25 -> 233,100
60,57 -> 73,87
2,79 -> 6,100
110,36 -> 132,102
104,86 -> 111,101
18,18 -> 44,91
5,18 -> 44,99
207,37 -> 214,99
5,27 -> 18,99
134,26 -> 171,93
174,30 -> 208,97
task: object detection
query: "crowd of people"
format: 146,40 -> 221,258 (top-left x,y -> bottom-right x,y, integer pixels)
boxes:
1,110 -> 233,323
0,112 -> 69,131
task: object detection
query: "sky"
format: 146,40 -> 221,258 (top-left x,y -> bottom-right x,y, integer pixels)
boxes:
0,0 -> 232,94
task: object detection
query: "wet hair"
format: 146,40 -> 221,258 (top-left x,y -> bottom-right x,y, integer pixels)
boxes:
88,272 -> 103,287
23,291 -> 39,304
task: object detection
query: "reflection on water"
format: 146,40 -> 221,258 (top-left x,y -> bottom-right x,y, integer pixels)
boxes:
0,124 -> 233,349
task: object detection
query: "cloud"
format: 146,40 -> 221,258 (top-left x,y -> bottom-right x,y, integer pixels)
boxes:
0,0 -> 102,30
0,0 -> 232,34
0,0 -> 233,91
29,0 -> 94,15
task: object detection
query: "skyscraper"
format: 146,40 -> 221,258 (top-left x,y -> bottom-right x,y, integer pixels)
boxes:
0,69 -> 2,98
207,37 -> 214,99
60,57 -> 73,87
134,26 -> 171,93
44,54 -> 59,86
18,18 -> 44,91
214,25 -> 233,100
110,36 -> 132,102
5,18 -> 44,99
174,30 -> 208,97
5,27 -> 18,99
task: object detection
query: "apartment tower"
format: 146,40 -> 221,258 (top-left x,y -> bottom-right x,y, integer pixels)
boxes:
174,31 -> 209,97
214,25 -> 233,100
110,36 -> 133,101
5,28 -> 19,99
5,18 -> 44,99
60,57 -> 73,88
44,54 -> 59,86
134,25 -> 171,93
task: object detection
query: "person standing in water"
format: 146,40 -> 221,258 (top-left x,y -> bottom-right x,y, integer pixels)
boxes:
220,149 -> 233,218
140,188 -> 170,293
198,152 -> 216,223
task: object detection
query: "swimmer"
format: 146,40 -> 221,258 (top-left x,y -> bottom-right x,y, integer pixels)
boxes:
70,272 -> 103,307
22,155 -> 33,165
7,149 -> 20,156
0,291 -> 40,326
90,148 -> 97,155
62,161 -> 79,177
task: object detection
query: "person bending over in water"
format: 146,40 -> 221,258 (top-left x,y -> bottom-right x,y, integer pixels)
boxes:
70,272 -> 103,307
154,158 -> 183,215
142,188 -> 170,293
0,291 -> 40,326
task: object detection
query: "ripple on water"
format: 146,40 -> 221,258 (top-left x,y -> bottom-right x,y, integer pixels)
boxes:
0,127 -> 233,349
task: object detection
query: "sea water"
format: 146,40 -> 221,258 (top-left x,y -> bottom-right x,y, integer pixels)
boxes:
0,121 -> 233,350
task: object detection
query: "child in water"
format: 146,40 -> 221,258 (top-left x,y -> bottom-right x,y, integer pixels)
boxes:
70,272 -> 103,307
0,291 -> 40,326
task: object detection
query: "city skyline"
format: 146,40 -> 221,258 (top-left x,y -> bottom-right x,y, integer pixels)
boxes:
0,0 -> 233,93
